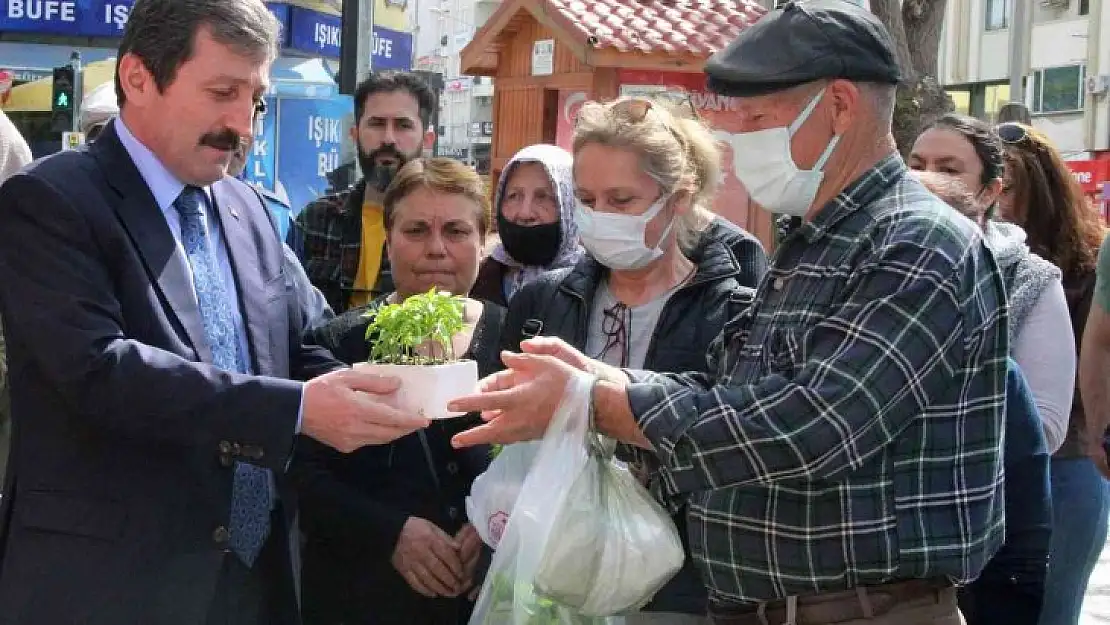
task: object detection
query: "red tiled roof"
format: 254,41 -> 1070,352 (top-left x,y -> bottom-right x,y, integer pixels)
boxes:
545,0 -> 765,56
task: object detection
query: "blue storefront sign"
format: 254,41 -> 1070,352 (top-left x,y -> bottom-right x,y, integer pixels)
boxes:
268,3 -> 289,45
287,6 -> 341,58
1,1 -> 309,57
275,95 -> 352,216
243,96 -> 278,197
1,0 -> 134,37
371,26 -> 412,71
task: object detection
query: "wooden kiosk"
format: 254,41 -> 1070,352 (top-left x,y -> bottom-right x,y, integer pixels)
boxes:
460,0 -> 775,249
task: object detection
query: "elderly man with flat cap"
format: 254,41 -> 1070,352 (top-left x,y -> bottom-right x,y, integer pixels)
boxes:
447,2 -> 1008,624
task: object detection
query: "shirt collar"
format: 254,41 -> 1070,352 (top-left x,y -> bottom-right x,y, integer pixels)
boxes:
799,153 -> 907,244
113,117 -> 188,212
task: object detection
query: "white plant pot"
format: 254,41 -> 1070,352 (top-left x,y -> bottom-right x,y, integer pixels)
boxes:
355,360 -> 479,419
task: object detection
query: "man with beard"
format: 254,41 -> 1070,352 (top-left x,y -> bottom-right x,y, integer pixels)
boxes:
289,72 -> 436,314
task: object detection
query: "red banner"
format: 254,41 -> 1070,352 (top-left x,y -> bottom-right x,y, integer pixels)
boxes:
1065,160 -> 1108,194
555,89 -> 588,152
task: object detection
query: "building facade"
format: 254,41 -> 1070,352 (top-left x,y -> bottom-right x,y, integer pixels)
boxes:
413,0 -> 495,172
939,0 -> 1094,154
937,0 -> 1110,207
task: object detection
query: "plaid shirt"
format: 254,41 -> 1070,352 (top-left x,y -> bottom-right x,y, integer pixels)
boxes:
626,155 -> 1009,605
288,180 -> 393,314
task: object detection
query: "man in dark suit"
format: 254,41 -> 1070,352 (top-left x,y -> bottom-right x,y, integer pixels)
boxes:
0,1 -> 430,624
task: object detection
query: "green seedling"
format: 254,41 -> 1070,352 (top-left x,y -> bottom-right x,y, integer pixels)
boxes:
364,288 -> 467,365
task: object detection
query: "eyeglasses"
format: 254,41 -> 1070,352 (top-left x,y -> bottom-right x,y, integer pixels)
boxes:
596,301 -> 630,368
996,122 -> 1029,145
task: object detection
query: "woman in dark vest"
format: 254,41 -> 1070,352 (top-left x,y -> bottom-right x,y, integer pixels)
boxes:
295,158 -> 503,625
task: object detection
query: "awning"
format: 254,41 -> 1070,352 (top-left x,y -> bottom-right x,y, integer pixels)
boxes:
3,58 -> 117,113
268,56 -> 338,98
0,43 -> 117,112
0,44 -> 339,111
0,42 -> 116,75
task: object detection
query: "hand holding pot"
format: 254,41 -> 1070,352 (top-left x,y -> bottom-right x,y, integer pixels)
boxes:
392,517 -> 466,598
301,368 -> 430,453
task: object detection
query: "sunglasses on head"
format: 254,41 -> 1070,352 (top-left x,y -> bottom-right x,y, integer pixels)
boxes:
601,93 -> 700,124
996,122 -> 1029,145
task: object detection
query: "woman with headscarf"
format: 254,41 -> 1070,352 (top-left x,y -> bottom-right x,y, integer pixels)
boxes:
471,144 -> 582,306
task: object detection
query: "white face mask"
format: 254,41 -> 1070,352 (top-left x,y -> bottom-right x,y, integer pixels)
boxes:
575,194 -> 674,271
727,89 -> 841,217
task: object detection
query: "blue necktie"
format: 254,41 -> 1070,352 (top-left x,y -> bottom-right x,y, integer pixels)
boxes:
174,186 -> 271,567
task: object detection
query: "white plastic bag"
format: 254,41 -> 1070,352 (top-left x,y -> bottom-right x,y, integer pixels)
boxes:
534,433 -> 684,615
465,441 -> 539,549
467,371 -> 684,624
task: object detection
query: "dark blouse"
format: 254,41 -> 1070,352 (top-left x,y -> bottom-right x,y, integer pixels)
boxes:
294,295 -> 506,625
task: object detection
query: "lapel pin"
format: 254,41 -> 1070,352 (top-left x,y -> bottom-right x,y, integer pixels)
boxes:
230,208 -> 240,219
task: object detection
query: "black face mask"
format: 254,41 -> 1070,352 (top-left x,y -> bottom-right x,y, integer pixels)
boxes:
497,211 -> 563,267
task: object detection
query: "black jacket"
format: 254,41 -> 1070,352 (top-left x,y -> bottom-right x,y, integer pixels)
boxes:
295,297 -> 505,625
500,231 -> 760,615
473,217 -> 768,311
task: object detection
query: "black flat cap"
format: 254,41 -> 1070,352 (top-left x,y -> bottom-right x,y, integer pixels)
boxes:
705,0 -> 902,97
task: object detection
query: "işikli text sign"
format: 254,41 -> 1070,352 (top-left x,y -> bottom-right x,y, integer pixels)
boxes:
276,96 -> 352,215
288,6 -> 341,58
372,26 -> 414,71
2,0 -> 133,36
3,1 -> 300,49
243,96 -> 277,196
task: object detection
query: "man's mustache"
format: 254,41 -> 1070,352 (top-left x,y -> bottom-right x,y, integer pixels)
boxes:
367,144 -> 404,163
200,129 -> 244,152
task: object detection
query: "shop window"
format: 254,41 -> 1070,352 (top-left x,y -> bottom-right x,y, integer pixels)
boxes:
986,0 -> 1008,30
947,89 -> 972,116
1032,65 -> 1085,114
983,83 -> 1012,120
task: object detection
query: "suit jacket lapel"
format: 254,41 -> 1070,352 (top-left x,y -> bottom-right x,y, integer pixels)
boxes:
91,123 -> 213,364
210,180 -> 273,375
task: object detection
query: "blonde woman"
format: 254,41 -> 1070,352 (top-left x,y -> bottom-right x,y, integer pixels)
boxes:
497,97 -> 762,624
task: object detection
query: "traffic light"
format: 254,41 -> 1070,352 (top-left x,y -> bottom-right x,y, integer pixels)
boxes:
51,65 -> 75,133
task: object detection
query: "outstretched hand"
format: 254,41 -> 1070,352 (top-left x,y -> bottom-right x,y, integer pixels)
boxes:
518,336 -> 594,371
448,350 -> 579,448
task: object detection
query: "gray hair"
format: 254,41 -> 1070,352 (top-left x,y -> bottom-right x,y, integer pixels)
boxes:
784,80 -> 896,131
115,0 -> 279,106
857,82 -> 897,127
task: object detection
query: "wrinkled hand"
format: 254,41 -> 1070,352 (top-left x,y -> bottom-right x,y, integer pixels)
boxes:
456,523 -> 484,599
391,517 -> 466,598
302,368 -> 430,453
448,351 -> 578,449
519,336 -> 593,372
